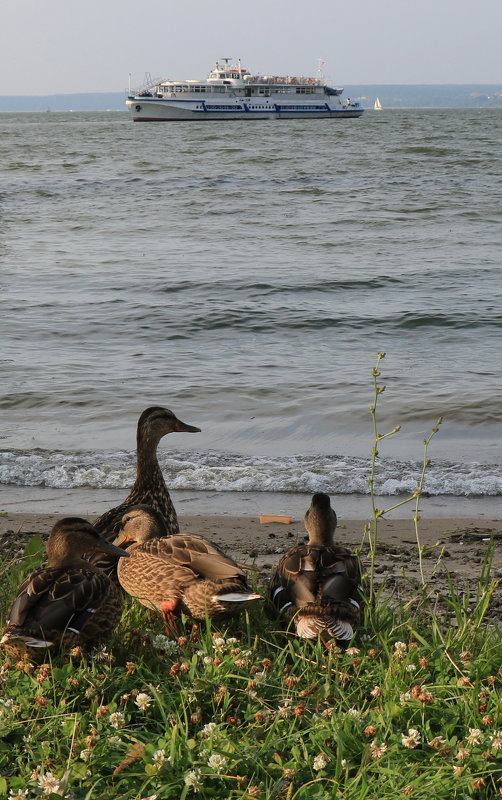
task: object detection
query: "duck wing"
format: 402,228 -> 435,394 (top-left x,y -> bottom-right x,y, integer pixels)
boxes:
157,535 -> 246,580
4,566 -> 115,645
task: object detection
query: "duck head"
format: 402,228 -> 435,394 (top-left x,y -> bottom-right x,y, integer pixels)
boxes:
113,505 -> 167,548
137,406 -> 201,446
304,493 -> 337,547
47,518 -> 131,567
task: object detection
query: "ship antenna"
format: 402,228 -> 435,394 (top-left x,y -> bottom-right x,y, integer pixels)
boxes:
317,58 -> 326,82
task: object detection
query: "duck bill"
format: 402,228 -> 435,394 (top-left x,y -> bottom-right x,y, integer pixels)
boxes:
174,419 -> 201,433
98,540 -> 131,558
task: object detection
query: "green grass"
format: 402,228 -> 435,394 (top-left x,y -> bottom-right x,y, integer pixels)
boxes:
0,556 -> 500,800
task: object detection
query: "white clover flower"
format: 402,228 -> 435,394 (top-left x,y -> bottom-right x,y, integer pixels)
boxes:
198,747 -> 210,760
109,711 -> 126,729
108,736 -> 123,746
152,749 -> 168,768
489,731 -> 502,750
207,753 -> 228,773
401,728 -> 421,748
347,707 -> 361,717
341,759 -> 347,768
203,656 -> 213,665
79,748 -> 93,762
9,791 -> 29,799
226,637 -> 238,645
394,641 -> 407,658
406,664 -> 417,672
152,634 -> 178,654
312,753 -> 330,771
369,741 -> 388,759
184,769 -> 203,792
399,692 -> 412,703
37,771 -> 63,795
346,647 -> 360,656
213,637 -> 226,650
135,692 -> 153,711
200,722 -> 218,738
466,728 -> 483,745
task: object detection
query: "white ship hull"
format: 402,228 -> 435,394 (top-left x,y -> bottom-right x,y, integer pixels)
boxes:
126,98 -> 363,121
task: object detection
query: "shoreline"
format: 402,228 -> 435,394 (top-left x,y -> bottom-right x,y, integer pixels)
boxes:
1,485 -> 501,520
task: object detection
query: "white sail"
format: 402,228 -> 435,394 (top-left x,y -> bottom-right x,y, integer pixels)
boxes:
374,97 -> 383,110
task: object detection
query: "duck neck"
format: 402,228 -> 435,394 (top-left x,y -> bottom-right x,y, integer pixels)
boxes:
308,528 -> 335,547
135,430 -> 163,486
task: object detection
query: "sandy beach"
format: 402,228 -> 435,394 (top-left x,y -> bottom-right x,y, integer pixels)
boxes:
1,497 -> 501,609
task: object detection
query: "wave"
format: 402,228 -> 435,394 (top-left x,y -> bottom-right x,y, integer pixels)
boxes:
1,449 -> 501,497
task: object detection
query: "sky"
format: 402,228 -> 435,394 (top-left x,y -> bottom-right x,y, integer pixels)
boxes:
1,0 -> 500,95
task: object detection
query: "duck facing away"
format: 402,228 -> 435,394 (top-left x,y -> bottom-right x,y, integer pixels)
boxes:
115,528 -> 262,633
1,518 -> 130,659
267,493 -> 362,645
93,406 -> 201,539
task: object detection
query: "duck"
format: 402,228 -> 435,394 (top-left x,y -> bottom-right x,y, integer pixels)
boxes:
113,516 -> 262,633
0,518 -> 130,659
93,406 -> 201,539
266,493 -> 362,645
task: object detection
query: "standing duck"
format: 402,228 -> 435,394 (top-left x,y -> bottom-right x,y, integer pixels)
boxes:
93,406 -> 201,539
114,524 -> 262,634
267,493 -> 362,645
0,518 -> 130,659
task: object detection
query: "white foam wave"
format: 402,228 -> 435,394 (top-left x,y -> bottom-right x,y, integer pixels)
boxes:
1,449 -> 501,497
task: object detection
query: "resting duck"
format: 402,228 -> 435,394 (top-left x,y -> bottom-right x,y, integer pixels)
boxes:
93,406 -> 201,538
267,493 -> 362,645
0,518 -> 129,659
114,519 -> 262,633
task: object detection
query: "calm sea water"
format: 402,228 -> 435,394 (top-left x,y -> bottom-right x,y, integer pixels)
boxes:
1,108 -> 501,500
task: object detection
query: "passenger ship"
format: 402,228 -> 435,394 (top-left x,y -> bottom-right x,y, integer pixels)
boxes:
126,59 -> 364,121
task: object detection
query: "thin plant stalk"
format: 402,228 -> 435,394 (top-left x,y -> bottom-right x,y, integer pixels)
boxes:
366,353 -> 442,603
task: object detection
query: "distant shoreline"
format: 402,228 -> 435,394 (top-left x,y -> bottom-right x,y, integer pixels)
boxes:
1,84 -> 501,112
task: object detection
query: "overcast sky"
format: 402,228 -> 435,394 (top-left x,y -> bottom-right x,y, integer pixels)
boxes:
2,0 -> 500,95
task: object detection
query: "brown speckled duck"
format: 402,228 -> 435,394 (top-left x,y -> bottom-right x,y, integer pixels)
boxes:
0,518 -> 129,659
93,406 -> 201,538
267,493 -> 362,645
114,518 -> 262,633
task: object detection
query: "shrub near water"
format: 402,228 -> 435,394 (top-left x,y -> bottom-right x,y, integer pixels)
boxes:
0,355 -> 500,798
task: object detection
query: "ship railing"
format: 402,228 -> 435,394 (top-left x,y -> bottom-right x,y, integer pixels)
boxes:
245,75 -> 322,86
131,76 -> 171,96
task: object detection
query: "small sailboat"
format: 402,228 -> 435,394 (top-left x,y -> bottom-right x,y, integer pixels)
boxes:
374,97 -> 383,110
